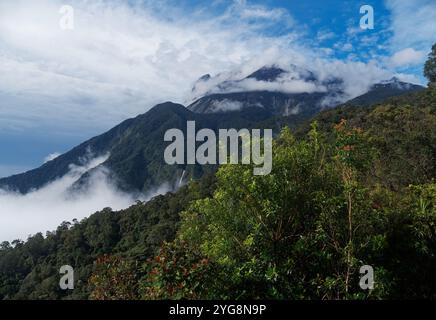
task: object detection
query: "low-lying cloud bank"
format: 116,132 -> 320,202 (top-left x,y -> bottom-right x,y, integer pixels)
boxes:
190,60 -> 394,106
0,155 -> 170,242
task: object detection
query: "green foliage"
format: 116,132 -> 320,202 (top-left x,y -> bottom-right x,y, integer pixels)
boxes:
381,183 -> 436,298
139,117 -> 435,300
89,255 -> 139,300
1,86 -> 435,300
424,43 -> 436,84
302,86 -> 436,190
0,175 -> 216,300
140,240 -> 218,299
141,125 -> 373,299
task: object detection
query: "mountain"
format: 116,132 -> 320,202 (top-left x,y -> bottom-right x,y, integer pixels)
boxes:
188,65 -> 343,116
1,85 -> 434,300
0,102 -> 273,194
0,67 -> 424,195
298,87 -> 435,189
187,90 -> 328,117
0,173 -> 218,299
188,66 -> 424,117
246,66 -> 288,81
344,77 -> 425,106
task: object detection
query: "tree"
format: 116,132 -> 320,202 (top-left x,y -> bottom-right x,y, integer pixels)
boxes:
0,241 -> 11,250
424,43 -> 436,84
142,124 -> 388,299
89,255 -> 139,300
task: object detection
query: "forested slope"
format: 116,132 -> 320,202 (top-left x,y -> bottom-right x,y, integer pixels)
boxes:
0,86 -> 434,300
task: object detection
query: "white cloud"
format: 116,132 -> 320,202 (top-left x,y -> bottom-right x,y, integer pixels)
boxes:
313,59 -> 391,100
191,59 -> 393,105
346,26 -> 364,36
0,0 -> 303,135
0,0 -> 412,137
390,48 -> 426,67
393,72 -> 423,84
0,154 -> 170,242
385,0 -> 436,52
317,30 -> 335,42
342,43 -> 353,52
44,152 -> 61,163
206,77 -> 325,96
211,99 -> 244,113
0,0 -> 430,243
234,1 -> 293,23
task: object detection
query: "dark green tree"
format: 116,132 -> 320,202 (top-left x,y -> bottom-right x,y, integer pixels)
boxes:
424,43 -> 436,84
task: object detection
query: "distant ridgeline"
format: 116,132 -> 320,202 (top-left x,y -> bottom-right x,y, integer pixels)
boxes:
0,83 -> 434,300
0,67 -> 424,195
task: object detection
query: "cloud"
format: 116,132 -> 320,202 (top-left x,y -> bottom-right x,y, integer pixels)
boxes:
392,72 -> 423,84
0,0 -> 431,242
0,0 -> 303,136
317,30 -> 336,42
0,0 -> 414,137
342,43 -> 353,52
44,152 -> 61,163
386,0 -> 436,52
0,154 -> 170,242
191,59 -> 392,105
313,60 -> 391,100
242,78 -> 322,94
211,99 -> 244,113
232,0 -> 293,23
209,77 -> 325,96
1,0 -> 431,177
390,48 -> 426,67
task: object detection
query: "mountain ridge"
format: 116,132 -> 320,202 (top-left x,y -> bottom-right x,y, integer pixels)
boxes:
0,84 -> 434,300
0,68 -> 424,194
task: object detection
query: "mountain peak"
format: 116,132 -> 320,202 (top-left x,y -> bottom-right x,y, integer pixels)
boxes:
146,101 -> 188,115
151,101 -> 186,111
379,76 -> 402,85
373,77 -> 423,91
246,66 -> 287,82
198,74 -> 211,82
344,78 -> 425,106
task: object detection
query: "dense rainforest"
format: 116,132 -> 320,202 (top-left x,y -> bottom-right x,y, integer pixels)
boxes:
0,83 -> 435,300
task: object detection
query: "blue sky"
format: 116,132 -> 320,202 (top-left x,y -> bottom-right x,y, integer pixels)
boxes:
0,0 -> 435,177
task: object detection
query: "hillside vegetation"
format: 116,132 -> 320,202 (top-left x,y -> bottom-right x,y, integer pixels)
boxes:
0,86 -> 435,300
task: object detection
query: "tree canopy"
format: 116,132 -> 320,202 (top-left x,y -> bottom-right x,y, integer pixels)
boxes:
424,43 -> 436,84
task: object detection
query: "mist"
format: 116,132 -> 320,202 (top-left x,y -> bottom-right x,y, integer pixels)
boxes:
0,155 -> 170,242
